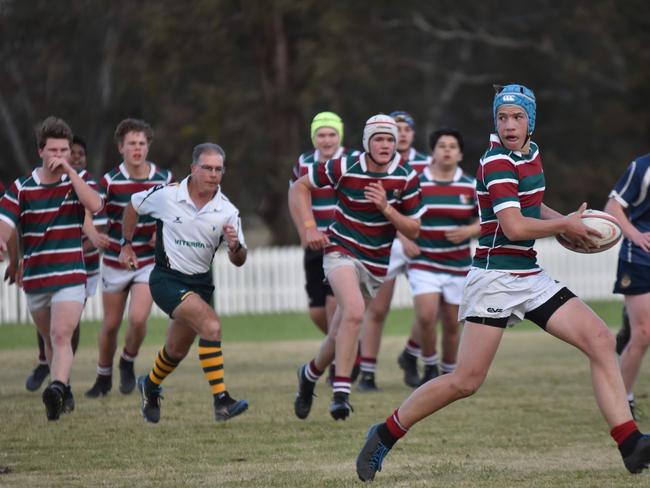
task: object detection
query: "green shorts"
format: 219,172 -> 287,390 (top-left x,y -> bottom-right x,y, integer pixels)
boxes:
149,265 -> 214,317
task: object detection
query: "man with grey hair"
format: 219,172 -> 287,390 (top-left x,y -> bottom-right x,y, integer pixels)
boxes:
119,142 -> 249,423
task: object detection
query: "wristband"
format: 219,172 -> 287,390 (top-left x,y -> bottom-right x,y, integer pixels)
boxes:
304,219 -> 316,229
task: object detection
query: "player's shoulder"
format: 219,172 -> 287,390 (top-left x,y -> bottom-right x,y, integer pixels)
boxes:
632,152 -> 650,170
299,151 -> 316,164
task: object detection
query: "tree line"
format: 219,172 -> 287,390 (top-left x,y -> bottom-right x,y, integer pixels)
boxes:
1,0 -> 649,244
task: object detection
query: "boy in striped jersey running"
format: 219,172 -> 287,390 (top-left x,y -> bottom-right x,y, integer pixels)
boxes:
0,117 -> 103,420
357,111 -> 430,392
404,129 -> 479,385
357,84 -> 650,480
289,112 -> 355,336
290,114 -> 423,420
86,119 -> 173,398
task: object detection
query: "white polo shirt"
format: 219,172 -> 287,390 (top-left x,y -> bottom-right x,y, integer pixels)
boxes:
131,176 -> 245,275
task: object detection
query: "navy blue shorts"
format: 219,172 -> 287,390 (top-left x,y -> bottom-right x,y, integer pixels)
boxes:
303,248 -> 333,308
149,265 -> 214,317
613,260 -> 650,296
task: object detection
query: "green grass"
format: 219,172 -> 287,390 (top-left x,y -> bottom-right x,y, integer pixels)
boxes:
0,300 -> 626,350
2,300 -> 648,487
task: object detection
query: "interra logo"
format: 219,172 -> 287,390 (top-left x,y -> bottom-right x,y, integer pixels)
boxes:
174,238 -> 208,249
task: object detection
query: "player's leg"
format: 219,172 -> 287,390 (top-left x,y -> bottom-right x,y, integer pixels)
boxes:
439,300 -> 461,374
42,298 -> 84,421
25,331 -> 49,391
137,317 -> 195,423
358,278 -> 395,391
294,302 -> 340,419
356,321 -> 504,481
439,275 -> 465,375
413,292 -> 441,385
86,289 -> 128,397
619,294 -> 650,419
540,295 -> 650,473
120,282 -> 154,394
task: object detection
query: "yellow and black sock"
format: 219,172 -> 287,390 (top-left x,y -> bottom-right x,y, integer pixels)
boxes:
198,339 -> 225,395
148,347 -> 180,386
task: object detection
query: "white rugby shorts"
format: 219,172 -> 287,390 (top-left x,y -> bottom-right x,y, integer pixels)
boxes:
407,268 -> 466,305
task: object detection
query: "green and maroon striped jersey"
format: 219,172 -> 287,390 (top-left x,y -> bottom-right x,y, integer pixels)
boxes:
101,162 -> 173,269
79,169 -> 107,277
0,168 -> 100,294
401,147 -> 431,174
309,152 -> 423,277
474,135 -> 544,273
408,167 -> 477,276
291,147 -> 360,232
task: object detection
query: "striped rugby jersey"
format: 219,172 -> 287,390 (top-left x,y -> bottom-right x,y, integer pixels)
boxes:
401,147 -> 431,174
101,162 -> 173,269
408,167 -> 478,276
79,169 -> 108,277
609,152 -> 650,266
309,152 -> 423,277
0,168 -> 101,294
290,147 -> 360,232
473,135 -> 544,273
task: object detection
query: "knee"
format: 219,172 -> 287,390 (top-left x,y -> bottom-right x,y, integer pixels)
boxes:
203,320 -> 222,341
342,307 -> 364,331
630,321 -> 650,347
50,329 -> 71,348
448,371 -> 484,399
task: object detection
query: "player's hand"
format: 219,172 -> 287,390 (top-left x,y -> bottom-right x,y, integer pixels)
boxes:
445,226 -> 472,244
400,237 -> 421,258
364,181 -> 389,212
561,203 -> 602,252
47,157 -> 73,176
223,224 -> 241,251
305,227 -> 330,251
147,232 -> 157,249
88,230 -> 111,250
118,244 -> 138,271
3,259 -> 18,284
630,230 -> 650,253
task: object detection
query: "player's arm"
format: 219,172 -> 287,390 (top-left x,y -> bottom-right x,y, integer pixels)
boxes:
288,174 -> 330,250
118,202 -> 139,270
83,209 -> 110,250
605,198 -> 650,252
445,218 -> 481,244
288,184 -> 313,248
223,223 -> 247,267
364,181 -> 420,240
56,161 -> 103,213
497,202 -> 599,244
3,228 -> 19,283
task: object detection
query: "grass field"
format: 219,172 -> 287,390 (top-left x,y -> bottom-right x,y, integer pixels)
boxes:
1,301 -> 649,487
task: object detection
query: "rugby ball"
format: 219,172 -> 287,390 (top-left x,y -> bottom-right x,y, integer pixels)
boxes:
556,209 -> 622,254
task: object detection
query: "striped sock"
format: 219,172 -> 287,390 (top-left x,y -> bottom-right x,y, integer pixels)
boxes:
377,409 -> 408,448
148,347 -> 180,386
198,339 -> 226,395
440,361 -> 456,374
305,359 -> 323,382
121,347 -> 137,362
405,339 -> 420,358
97,365 -> 112,376
332,376 -> 352,395
360,356 -> 377,374
422,353 -> 439,366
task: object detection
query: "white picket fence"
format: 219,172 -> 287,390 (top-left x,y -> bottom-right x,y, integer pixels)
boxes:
0,239 -> 622,324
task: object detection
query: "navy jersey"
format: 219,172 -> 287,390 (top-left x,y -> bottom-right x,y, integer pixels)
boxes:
609,153 -> 650,265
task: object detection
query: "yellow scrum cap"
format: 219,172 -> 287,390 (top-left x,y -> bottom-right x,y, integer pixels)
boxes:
310,112 -> 343,147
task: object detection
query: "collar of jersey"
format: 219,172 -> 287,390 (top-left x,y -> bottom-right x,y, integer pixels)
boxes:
177,175 -> 223,211
359,152 -> 401,174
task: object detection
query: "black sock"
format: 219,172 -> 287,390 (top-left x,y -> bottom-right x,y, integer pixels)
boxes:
377,423 -> 398,448
619,431 -> 643,458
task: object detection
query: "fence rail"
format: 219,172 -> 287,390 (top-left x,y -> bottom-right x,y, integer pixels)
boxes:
0,239 -> 622,324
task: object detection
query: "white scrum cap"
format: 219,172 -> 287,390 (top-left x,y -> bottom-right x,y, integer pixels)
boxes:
362,114 -> 398,152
